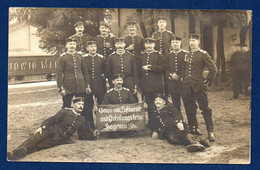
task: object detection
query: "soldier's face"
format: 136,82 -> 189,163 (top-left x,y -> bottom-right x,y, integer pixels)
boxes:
158,20 -> 167,29
171,40 -> 182,50
154,97 -> 166,108
127,24 -> 137,34
189,39 -> 200,49
145,42 -> 155,51
66,41 -> 77,52
73,101 -> 84,113
87,44 -> 97,54
112,77 -> 123,88
99,25 -> 110,35
115,42 -> 126,50
75,25 -> 84,33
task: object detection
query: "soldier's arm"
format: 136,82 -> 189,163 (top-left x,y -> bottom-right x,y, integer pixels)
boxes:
56,56 -> 64,91
131,54 -> 139,88
128,91 -> 137,103
203,52 -> 218,83
168,104 -> 183,124
165,54 -> 171,78
150,53 -> 167,72
105,55 -> 113,83
81,56 -> 91,88
41,109 -> 66,128
101,93 -> 110,105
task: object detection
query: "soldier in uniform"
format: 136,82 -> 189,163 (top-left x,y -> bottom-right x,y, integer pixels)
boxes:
106,37 -> 138,97
182,34 -> 218,141
125,21 -> 145,61
152,16 -> 174,57
7,97 -> 96,160
83,41 -> 106,129
229,44 -> 251,99
151,94 -> 210,152
57,37 -> 92,109
96,21 -> 115,60
139,38 -> 167,131
166,35 -> 187,112
69,17 -> 94,55
102,73 -> 136,105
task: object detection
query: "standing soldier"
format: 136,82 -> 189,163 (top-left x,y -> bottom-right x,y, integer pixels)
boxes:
106,37 -> 138,97
125,21 -> 145,61
139,38 -> 167,131
182,34 -> 217,141
96,21 -> 115,60
166,35 -> 187,112
152,16 -> 174,57
69,17 -> 94,55
56,37 -> 92,109
83,41 -> 106,129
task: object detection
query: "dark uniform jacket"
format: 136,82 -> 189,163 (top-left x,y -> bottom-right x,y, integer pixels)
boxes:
153,103 -> 183,138
106,51 -> 138,91
41,108 -> 85,141
83,53 -> 106,95
96,34 -> 115,59
56,52 -> 90,94
139,50 -> 167,93
102,87 -> 136,105
69,34 -> 94,54
125,34 -> 145,59
230,51 -> 252,72
166,49 -> 187,94
182,49 -> 218,93
152,30 -> 174,56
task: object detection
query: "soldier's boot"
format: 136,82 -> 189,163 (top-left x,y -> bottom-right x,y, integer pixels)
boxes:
202,109 -> 215,142
185,134 -> 205,152
186,112 -> 202,135
197,136 -> 210,147
189,126 -> 202,135
7,147 -> 27,160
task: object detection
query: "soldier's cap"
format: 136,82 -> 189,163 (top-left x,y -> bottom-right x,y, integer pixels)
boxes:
126,20 -> 137,25
234,43 -> 247,47
188,33 -> 200,40
112,73 -> 124,80
154,94 -> 167,102
170,35 -> 182,41
100,21 -> 110,28
66,37 -> 77,43
72,97 -> 85,103
86,40 -> 98,46
74,16 -> 84,27
157,16 -> 167,21
115,37 -> 126,43
144,38 -> 157,43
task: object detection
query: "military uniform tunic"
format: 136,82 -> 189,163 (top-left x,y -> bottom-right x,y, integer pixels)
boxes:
96,35 -> 115,59
69,34 -> 94,54
106,51 -> 138,92
152,30 -> 174,56
125,34 -> 145,60
102,87 -> 136,105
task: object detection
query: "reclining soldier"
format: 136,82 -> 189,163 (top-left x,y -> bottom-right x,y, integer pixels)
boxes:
7,97 -> 96,160
151,94 -> 210,152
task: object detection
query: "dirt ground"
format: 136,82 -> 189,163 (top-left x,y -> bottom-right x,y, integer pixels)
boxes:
7,82 -> 251,164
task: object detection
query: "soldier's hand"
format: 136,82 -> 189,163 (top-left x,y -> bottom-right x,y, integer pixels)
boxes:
152,132 -> 158,139
143,102 -> 148,109
60,89 -> 67,96
86,87 -> 92,94
204,79 -> 213,87
105,42 -> 111,48
142,65 -> 151,71
177,122 -> 184,131
93,105 -> 98,112
171,73 -> 180,80
126,44 -> 134,50
133,88 -> 138,95
33,127 -> 43,135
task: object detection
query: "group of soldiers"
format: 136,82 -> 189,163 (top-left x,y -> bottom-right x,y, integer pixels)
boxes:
8,16 -> 219,160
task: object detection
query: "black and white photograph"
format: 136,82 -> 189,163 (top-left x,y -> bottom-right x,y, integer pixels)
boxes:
7,8 -> 252,164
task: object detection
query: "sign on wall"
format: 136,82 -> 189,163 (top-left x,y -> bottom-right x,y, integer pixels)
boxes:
96,103 -> 146,132
8,56 -> 57,76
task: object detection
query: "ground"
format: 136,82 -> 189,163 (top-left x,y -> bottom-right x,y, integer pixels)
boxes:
7,81 -> 251,164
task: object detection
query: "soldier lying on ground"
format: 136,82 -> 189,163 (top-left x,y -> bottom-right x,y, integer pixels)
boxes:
151,94 -> 210,152
7,97 -> 96,161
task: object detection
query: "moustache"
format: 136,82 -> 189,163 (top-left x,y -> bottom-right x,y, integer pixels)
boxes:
117,83 -> 122,85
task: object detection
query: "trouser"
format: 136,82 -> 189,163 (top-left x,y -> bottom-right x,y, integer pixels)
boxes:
62,93 -> 86,109
143,92 -> 157,131
232,70 -> 251,98
182,87 -> 214,132
170,93 -> 182,113
164,128 -> 198,146
83,92 -> 105,130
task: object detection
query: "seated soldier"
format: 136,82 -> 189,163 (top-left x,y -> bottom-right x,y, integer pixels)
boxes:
7,97 -> 96,161
151,94 -> 210,152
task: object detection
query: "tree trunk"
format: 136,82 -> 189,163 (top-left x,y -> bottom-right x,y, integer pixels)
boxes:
170,10 -> 175,34
188,13 -> 195,34
137,9 -> 148,38
150,10 -> 155,34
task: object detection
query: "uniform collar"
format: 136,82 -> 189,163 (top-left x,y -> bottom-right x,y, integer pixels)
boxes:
72,109 -> 81,116
128,34 -> 137,37
113,87 -> 122,91
190,48 -> 200,53
89,53 -> 97,58
171,49 -> 182,54
158,29 -> 167,33
100,34 -> 109,38
157,105 -> 166,111
67,51 -> 77,55
146,50 -> 155,54
116,50 -> 126,55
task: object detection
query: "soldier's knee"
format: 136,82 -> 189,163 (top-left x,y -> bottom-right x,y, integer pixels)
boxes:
201,107 -> 212,115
